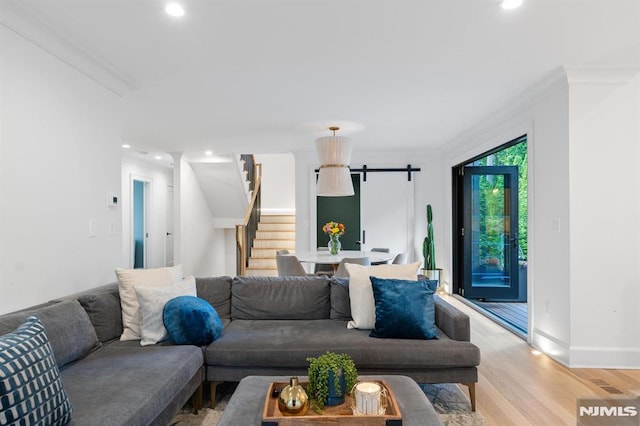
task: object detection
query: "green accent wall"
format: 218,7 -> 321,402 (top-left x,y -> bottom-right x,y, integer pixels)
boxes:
316,175 -> 361,250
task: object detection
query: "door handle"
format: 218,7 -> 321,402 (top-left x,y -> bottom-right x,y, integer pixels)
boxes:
355,241 -> 362,245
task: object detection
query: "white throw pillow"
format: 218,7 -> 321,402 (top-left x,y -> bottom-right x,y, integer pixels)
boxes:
345,261 -> 421,330
115,265 -> 183,341
135,276 -> 197,346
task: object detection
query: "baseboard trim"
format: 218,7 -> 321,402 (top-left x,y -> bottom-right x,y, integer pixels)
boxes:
531,327 -> 570,367
569,346 -> 640,369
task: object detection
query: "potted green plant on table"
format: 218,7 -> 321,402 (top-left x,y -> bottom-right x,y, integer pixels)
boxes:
423,204 -> 442,288
306,351 -> 358,413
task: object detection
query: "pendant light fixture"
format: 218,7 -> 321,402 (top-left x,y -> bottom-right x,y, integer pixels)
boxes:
315,126 -> 355,197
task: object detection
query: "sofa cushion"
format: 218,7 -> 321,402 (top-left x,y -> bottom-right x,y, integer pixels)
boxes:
370,277 -> 438,340
0,300 -> 100,369
135,276 -> 197,346
77,288 -> 122,343
330,277 -> 351,321
60,341 -> 203,426
115,265 -> 183,341
164,296 -> 224,345
206,319 -> 480,369
0,316 -> 73,425
345,261 -> 422,330
231,276 -> 331,320
196,276 -> 232,319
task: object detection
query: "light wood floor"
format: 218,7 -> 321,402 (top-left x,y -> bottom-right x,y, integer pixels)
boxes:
442,295 -> 640,425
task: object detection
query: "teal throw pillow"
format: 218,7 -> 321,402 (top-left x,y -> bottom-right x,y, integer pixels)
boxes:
369,277 -> 439,340
0,316 -> 73,425
163,296 -> 223,346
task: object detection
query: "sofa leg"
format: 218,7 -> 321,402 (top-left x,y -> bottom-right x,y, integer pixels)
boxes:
192,382 -> 203,414
210,381 -> 223,408
463,382 -> 476,411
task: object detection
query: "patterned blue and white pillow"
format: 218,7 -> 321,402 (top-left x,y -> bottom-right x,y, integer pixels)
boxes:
0,316 -> 72,425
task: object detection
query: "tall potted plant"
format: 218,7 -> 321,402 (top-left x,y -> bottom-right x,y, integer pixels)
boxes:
423,204 -> 441,286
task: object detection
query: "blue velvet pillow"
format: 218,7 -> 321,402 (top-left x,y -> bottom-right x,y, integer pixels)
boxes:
163,296 -> 223,346
369,277 -> 438,340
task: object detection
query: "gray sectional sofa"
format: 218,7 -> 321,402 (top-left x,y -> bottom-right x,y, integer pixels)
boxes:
0,286 -> 205,426
0,274 -> 481,425
202,275 -> 481,411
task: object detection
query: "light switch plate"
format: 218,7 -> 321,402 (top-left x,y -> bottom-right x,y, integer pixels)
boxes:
89,218 -> 97,238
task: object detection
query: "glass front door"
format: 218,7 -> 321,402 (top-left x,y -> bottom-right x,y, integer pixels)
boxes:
462,166 -> 519,300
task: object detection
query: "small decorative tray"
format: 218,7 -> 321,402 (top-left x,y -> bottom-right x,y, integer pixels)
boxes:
261,380 -> 402,426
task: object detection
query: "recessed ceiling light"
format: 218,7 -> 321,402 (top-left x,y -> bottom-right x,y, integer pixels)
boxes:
155,155 -> 163,160
501,0 -> 523,10
122,144 -> 131,149
165,3 -> 185,17
205,150 -> 213,156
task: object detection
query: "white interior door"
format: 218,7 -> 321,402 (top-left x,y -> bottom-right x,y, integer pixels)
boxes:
360,172 -> 414,259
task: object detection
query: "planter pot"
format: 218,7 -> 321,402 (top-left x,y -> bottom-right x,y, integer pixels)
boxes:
325,369 -> 346,406
421,268 -> 445,294
423,269 -> 440,283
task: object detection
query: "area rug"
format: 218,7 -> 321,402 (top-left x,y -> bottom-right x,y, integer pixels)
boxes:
171,382 -> 487,425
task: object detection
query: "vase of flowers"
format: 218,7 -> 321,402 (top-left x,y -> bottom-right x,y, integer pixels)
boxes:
322,221 -> 345,255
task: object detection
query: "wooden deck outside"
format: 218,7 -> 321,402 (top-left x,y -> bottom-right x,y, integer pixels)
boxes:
463,299 -> 528,338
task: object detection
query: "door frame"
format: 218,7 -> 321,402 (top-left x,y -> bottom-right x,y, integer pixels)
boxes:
452,135 -> 527,298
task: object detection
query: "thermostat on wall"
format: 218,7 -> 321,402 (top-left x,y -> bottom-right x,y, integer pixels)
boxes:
108,192 -> 119,207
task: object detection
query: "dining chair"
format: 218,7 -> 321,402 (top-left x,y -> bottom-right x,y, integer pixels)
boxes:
276,254 -> 310,276
314,247 -> 332,275
276,249 -> 290,255
370,247 -> 392,264
334,257 -> 371,278
392,253 -> 407,264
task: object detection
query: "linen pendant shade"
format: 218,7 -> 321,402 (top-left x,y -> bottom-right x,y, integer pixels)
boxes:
315,127 -> 355,197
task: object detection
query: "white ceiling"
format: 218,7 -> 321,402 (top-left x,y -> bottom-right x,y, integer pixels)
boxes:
4,0 -> 640,158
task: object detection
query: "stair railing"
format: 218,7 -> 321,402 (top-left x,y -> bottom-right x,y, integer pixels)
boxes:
236,155 -> 262,276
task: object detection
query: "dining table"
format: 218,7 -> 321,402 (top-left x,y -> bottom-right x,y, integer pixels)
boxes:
291,250 -> 395,267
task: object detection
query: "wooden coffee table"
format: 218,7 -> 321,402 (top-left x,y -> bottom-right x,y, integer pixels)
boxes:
217,375 -> 443,426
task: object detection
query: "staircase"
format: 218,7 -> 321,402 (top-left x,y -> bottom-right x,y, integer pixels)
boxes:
245,215 -> 296,276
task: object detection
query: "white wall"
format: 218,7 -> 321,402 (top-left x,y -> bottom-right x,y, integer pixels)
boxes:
293,149 -> 446,283
0,26 -> 122,314
567,69 -> 640,368
442,68 -> 640,368
254,153 -> 296,214
444,72 -> 572,363
175,157 -> 230,277
120,157 -> 173,269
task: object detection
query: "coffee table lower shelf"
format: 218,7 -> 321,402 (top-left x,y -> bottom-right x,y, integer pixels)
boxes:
262,380 -> 402,426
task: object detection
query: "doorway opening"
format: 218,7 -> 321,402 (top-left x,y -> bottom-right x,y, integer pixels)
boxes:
316,174 -> 361,250
131,177 -> 151,269
452,136 -> 528,337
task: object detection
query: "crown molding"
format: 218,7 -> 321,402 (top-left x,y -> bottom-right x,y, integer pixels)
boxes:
443,67 -> 568,150
0,0 -> 138,96
564,66 -> 640,85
